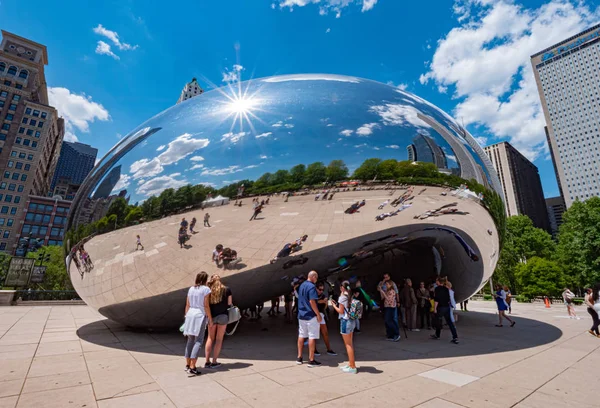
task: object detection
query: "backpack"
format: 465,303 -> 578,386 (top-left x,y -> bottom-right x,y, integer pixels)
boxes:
347,298 -> 363,320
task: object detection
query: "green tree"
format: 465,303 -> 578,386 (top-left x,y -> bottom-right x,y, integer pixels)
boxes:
556,197 -> 600,288
272,169 -> 290,186
495,215 -> 556,294
377,159 -> 399,180
125,207 -> 143,225
289,164 -> 306,183
352,158 -> 381,181
326,160 -> 349,182
107,197 -> 129,226
26,246 -> 72,291
304,162 -> 327,185
515,257 -> 565,299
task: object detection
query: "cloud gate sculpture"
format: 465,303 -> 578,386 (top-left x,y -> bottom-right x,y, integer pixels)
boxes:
66,74 -> 505,328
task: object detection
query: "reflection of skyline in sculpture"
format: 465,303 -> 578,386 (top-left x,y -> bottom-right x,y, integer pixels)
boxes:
408,133 -> 448,170
92,165 -> 122,200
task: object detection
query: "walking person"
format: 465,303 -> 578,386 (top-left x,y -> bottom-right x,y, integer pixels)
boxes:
190,217 -> 197,233
430,277 -> 459,344
584,287 -> 600,337
204,275 -> 232,368
296,271 -> 322,367
401,279 -> 419,332
181,217 -> 189,232
136,235 -> 144,251
315,282 -> 337,356
378,279 -> 401,342
183,272 -> 212,376
249,203 -> 262,221
204,213 -> 211,227
447,281 -> 457,324
562,288 -> 579,319
331,280 -> 358,374
178,226 -> 187,248
593,283 -> 600,337
493,284 -> 515,327
416,281 -> 431,330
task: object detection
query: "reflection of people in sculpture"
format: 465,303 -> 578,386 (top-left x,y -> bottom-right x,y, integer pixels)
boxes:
249,203 -> 262,221
378,200 -> 389,210
424,227 -> 479,261
221,248 -> 241,269
270,235 -> 308,264
136,235 -> 144,250
190,218 -> 197,233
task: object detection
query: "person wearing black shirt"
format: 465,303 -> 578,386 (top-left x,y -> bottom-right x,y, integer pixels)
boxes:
315,282 -> 337,356
205,275 -> 233,368
430,277 -> 458,343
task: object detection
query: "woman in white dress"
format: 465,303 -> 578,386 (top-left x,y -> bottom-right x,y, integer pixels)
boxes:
183,272 -> 212,376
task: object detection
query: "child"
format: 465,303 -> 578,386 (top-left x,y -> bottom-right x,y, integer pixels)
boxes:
136,235 -> 144,251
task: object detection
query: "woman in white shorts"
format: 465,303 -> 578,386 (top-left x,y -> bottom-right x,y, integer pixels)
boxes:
331,280 -> 357,374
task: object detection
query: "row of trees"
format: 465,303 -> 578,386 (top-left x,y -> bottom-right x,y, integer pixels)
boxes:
495,197 -> 600,298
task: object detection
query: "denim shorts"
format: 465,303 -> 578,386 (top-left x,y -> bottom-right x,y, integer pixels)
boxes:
340,318 -> 356,335
213,314 -> 229,325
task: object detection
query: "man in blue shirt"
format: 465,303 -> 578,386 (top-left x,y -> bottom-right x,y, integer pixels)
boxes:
296,270 -> 322,367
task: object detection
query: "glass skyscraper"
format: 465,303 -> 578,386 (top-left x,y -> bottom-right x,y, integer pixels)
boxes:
531,24 -> 600,207
50,141 -> 98,196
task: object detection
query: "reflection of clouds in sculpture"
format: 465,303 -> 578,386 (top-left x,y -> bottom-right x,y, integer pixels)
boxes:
136,175 -> 187,196
221,131 -> 248,144
255,132 -> 272,139
447,154 -> 458,163
188,164 -> 204,171
157,133 -> 209,165
200,163 -> 260,177
130,157 -> 163,180
190,156 -> 204,162
156,145 -> 166,151
262,74 -> 360,83
111,174 -> 131,193
339,129 -> 353,136
356,122 -> 379,136
387,145 -> 400,149
370,103 -> 431,128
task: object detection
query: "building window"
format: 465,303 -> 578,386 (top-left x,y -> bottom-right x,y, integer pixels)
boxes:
7,184 -> 14,191
22,139 -> 30,147
0,183 -> 5,190
8,219 -> 14,227
14,196 -> 19,204
3,172 -> 9,179
26,130 -> 33,136
10,207 -> 16,215
3,80 -> 10,86
37,122 -> 43,128
0,243 -> 6,251
22,118 -> 28,124
15,84 -> 22,90
1,124 -> 9,131
24,164 -> 30,171
5,114 -> 13,121
8,104 -> 16,111
4,195 -> 12,203
25,108 -> 31,115
18,127 -> 24,134
27,154 -> 33,160
0,91 -> 7,98
34,131 -> 40,138
15,162 -> 22,170
15,137 -> 21,144
11,173 -> 18,180
0,101 -> 3,108
1,207 -> 8,214
18,70 -> 28,79
17,185 -> 23,193
3,231 -> 9,239
39,226 -> 47,236
20,175 -> 27,182
0,134 -> 5,142
29,120 -> 36,127
32,110 -> 39,117
41,112 -> 47,119
0,218 -> 4,226
0,62 -> 5,72
31,141 -> 37,148
22,224 -> 30,234
7,161 -> 13,168
7,66 -> 17,75
12,95 -> 20,102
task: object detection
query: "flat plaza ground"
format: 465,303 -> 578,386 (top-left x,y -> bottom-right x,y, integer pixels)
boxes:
0,301 -> 599,408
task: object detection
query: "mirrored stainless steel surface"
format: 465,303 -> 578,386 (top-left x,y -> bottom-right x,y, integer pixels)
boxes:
66,74 -> 504,328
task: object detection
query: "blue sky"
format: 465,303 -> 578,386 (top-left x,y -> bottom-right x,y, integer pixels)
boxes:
1,0 -> 599,198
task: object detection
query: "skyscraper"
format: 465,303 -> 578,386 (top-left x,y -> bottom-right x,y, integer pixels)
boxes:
545,196 -> 566,238
531,24 -> 600,208
484,142 -> 550,231
92,165 -> 121,200
0,31 -> 64,253
409,133 -> 448,170
50,141 -> 98,196
177,77 -> 204,104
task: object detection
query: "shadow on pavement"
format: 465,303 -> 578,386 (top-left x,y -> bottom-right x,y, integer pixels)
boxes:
77,307 -> 563,364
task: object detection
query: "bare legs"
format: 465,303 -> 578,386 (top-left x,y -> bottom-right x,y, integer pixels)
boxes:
341,332 -> 356,369
498,310 -> 514,326
320,324 -> 332,351
297,337 -> 316,361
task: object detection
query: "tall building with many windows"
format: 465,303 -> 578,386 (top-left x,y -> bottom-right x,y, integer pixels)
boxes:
50,141 -> 97,199
0,31 -> 64,253
484,142 -> 550,232
545,196 -> 566,238
531,24 -> 600,208
176,77 -> 203,104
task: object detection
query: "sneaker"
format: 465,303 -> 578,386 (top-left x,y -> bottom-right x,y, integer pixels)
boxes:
189,368 -> 201,376
296,357 -> 303,365
510,321 -> 516,328
307,360 -> 322,368
211,362 -> 222,368
314,349 -> 321,356
430,334 -> 440,340
451,338 -> 459,344
184,365 -> 190,372
327,350 -> 337,356
342,366 -> 358,374
412,329 -> 420,332
386,337 -> 395,341
392,335 -> 401,342
204,362 -> 212,369
339,364 -> 349,370
588,329 -> 596,336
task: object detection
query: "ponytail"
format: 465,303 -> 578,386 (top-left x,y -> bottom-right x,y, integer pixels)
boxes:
341,280 -> 351,308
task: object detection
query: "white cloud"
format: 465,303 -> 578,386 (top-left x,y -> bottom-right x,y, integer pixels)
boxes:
130,158 -> 163,180
137,175 -> 187,197
340,129 -> 353,136
221,131 -> 247,144
260,155 -> 269,159
284,123 -> 295,129
93,24 -> 138,51
386,81 -> 408,91
47,87 -> 110,143
326,28 -> 331,33
421,0 -> 600,160
222,64 -> 244,83
169,173 -> 181,177
256,132 -> 273,139
370,103 -> 431,128
276,0 -> 379,16
190,156 -> 204,161
189,164 -> 204,171
354,143 -> 368,148
201,163 -> 260,176
356,123 -> 379,136
386,145 -> 400,149
112,174 -> 131,192
199,182 -> 217,187
156,145 -> 166,151
272,121 -> 283,128
157,133 -> 210,165
95,41 -> 119,60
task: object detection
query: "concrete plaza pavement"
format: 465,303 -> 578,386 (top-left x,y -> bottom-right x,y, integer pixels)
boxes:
0,301 -> 599,408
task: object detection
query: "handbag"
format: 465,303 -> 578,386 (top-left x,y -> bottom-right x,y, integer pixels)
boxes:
226,306 -> 242,336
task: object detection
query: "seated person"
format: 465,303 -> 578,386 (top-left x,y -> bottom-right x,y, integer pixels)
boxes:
212,244 -> 224,266
222,248 -> 241,269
